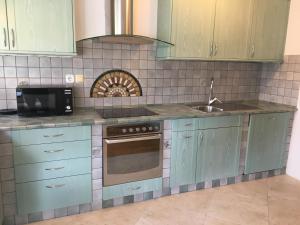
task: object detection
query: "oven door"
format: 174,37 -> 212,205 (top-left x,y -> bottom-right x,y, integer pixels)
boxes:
103,134 -> 162,186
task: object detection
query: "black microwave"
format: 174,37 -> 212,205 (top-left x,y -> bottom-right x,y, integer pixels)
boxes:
16,86 -> 73,117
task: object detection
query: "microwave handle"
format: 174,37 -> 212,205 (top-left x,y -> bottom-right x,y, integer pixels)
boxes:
105,134 -> 161,144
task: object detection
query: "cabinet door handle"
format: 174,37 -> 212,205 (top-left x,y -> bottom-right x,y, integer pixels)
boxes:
3,28 -> 7,47
45,167 -> 65,171
130,186 -> 141,191
199,132 -> 204,144
214,43 -> 218,56
46,184 -> 66,189
184,123 -> 193,127
44,149 -> 64,153
11,29 -> 15,48
210,43 -> 214,56
251,45 -> 255,58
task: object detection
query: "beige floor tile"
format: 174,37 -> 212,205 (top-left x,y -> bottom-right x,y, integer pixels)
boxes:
204,216 -> 241,225
31,176 -> 300,225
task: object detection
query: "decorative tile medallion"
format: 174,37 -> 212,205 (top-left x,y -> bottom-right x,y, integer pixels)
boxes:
90,70 -> 142,98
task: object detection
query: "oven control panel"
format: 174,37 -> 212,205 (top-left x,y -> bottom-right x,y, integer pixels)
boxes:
104,121 -> 162,138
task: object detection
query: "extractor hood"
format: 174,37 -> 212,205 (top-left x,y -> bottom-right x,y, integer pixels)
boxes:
75,0 -> 173,46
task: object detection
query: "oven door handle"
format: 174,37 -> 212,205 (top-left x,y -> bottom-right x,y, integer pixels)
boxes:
105,134 -> 161,144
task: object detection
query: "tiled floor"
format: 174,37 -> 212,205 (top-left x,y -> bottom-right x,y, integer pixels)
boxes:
31,175 -> 300,225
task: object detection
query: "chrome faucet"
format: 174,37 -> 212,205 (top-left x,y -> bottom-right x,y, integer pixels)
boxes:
208,78 -> 222,106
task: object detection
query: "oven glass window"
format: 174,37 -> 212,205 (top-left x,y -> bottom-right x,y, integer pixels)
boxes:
107,138 -> 160,174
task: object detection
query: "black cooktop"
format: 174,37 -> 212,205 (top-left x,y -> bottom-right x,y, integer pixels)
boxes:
97,107 -> 158,119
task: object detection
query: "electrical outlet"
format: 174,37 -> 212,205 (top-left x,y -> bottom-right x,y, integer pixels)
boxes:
65,74 -> 75,84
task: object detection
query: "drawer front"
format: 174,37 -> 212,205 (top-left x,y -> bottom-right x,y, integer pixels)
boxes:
14,140 -> 91,165
198,116 -> 242,129
103,178 -> 162,200
12,126 -> 91,146
16,174 -> 92,215
15,157 -> 91,183
172,119 -> 198,131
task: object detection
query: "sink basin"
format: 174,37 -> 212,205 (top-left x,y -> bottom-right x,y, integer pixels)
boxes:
190,103 -> 260,113
192,105 -> 223,113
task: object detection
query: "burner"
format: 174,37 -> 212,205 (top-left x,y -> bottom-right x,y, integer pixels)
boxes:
97,107 -> 158,119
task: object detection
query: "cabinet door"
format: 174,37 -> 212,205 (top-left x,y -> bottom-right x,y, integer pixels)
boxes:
0,0 -> 9,50
170,0 -> 215,58
249,0 -> 290,61
212,0 -> 252,60
196,127 -> 241,183
0,183 -> 3,225
6,0 -> 75,54
170,131 -> 197,187
245,113 -> 290,174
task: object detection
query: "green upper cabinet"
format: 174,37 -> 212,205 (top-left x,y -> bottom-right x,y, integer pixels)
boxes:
245,112 -> 290,174
212,0 -> 253,60
249,0 -> 290,61
196,127 -> 241,183
0,0 -> 9,51
164,0 -> 215,59
1,0 -> 75,55
170,130 -> 198,187
157,0 -> 290,62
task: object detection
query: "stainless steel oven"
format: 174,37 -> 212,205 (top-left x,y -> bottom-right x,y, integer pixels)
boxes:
103,122 -> 163,187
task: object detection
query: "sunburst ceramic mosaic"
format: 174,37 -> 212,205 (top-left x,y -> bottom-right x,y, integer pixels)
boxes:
90,70 -> 142,98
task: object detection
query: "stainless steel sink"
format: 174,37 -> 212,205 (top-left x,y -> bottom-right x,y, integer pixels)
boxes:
190,103 -> 260,113
192,105 -> 223,113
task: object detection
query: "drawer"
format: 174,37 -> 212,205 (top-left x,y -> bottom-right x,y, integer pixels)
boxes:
15,157 -> 91,183
14,140 -> 91,165
16,174 -> 92,215
198,116 -> 242,129
12,126 -> 91,146
103,178 -> 162,200
172,119 -> 198,131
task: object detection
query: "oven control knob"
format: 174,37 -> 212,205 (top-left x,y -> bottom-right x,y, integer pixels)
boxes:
148,127 -> 153,131
142,127 -> 147,132
129,128 -> 134,133
122,129 -> 127,134
66,106 -> 71,110
136,128 -> 140,132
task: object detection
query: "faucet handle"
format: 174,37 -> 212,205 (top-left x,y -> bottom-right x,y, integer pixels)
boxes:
214,97 -> 222,104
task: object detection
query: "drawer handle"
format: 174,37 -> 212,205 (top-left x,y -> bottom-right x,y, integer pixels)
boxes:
185,123 -> 193,127
46,184 -> 66,189
43,134 -> 64,138
44,149 -> 64,153
130,186 -> 141,191
184,136 -> 192,139
45,167 -> 65,171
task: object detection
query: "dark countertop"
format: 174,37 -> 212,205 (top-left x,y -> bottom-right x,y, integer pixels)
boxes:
0,100 -> 296,131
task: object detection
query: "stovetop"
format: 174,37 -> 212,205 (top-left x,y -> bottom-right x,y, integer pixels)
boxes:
97,107 -> 158,119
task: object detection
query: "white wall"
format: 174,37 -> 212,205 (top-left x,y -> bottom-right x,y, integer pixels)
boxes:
285,0 -> 300,55
285,0 -> 300,180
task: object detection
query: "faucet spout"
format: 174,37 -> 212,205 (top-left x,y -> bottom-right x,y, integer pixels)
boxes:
208,78 -> 222,106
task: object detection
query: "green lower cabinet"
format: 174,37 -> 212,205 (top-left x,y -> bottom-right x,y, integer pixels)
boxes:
196,127 -> 241,183
15,157 -> 91,183
170,116 -> 242,188
0,183 -> 3,225
102,178 -> 162,201
16,174 -> 91,215
245,112 -> 290,174
170,131 -> 198,187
